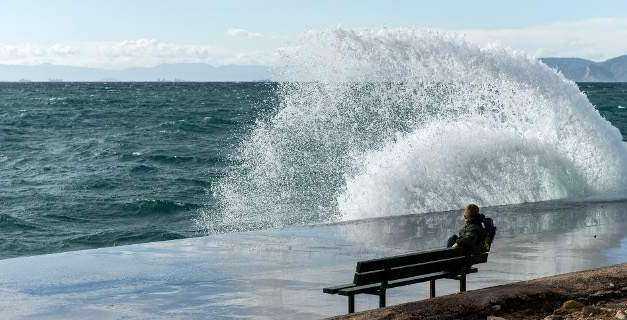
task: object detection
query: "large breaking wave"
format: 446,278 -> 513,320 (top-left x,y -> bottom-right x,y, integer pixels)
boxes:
201,28 -> 627,232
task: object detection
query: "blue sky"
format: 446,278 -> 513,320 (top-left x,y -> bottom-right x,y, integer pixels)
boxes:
1,0 -> 627,68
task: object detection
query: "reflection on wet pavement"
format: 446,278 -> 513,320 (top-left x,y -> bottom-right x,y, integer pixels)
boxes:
0,200 -> 625,319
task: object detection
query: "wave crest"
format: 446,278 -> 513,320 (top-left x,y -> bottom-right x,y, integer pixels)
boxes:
203,28 -> 627,232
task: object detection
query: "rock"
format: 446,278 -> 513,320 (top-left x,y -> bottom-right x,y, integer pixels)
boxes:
561,300 -> 584,311
544,315 -> 563,320
554,300 -> 584,315
487,317 -> 507,320
491,304 -> 502,311
616,310 -> 626,320
609,282 -> 615,288
591,291 -> 608,298
582,305 -> 601,316
591,291 -> 603,296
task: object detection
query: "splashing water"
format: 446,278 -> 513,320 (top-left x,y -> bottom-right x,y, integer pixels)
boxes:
202,28 -> 627,232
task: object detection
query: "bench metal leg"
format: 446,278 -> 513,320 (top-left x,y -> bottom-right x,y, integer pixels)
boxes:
348,295 -> 355,314
379,289 -> 386,308
459,274 -> 467,292
379,278 -> 388,308
429,279 -> 436,298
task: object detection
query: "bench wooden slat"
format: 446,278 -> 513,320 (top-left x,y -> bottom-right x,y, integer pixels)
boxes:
354,256 -> 466,285
383,268 -> 477,290
353,253 -> 488,285
332,268 -> 479,296
356,248 -> 464,273
335,282 -> 381,296
337,273 -> 451,296
323,283 -> 356,294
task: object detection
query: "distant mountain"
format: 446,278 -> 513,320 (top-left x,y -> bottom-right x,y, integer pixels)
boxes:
540,55 -> 627,82
0,63 -> 271,82
600,55 -> 627,81
3,56 -> 627,82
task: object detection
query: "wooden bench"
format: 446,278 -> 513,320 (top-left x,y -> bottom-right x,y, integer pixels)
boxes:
323,248 -> 489,314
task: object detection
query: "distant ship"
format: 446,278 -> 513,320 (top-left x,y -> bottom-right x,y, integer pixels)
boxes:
48,78 -> 64,82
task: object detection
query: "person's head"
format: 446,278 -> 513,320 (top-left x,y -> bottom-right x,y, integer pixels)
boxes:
463,204 -> 480,222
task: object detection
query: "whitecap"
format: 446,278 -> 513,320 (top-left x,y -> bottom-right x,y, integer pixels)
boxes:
203,28 -> 627,232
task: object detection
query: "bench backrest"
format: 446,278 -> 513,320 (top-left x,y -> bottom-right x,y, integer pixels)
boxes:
353,248 -> 488,286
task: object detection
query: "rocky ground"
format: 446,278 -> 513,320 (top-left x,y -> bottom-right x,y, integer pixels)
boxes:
488,297 -> 627,320
329,264 -> 627,320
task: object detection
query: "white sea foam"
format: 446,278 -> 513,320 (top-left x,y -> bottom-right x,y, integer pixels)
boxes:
204,28 -> 627,231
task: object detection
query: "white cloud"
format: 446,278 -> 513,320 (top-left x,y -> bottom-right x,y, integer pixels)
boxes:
0,39 -> 272,69
0,43 -> 79,61
1,18 -> 626,69
458,17 -> 627,61
226,28 -> 264,39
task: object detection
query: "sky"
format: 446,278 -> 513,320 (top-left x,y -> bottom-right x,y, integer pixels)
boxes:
1,0 -> 627,69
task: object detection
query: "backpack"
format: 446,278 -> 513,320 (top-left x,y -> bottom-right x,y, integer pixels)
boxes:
479,214 -> 497,252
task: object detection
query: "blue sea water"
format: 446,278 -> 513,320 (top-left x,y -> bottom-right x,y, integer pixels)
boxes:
0,82 -> 626,260
0,82 -> 276,259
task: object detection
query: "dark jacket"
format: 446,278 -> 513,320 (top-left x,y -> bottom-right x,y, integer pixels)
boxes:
455,220 -> 487,254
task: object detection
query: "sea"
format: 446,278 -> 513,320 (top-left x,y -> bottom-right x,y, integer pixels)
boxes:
1,30 -> 627,261
1,81 -> 625,260
0,82 -> 275,259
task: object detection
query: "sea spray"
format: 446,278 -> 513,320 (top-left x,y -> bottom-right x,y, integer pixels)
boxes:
202,28 -> 627,232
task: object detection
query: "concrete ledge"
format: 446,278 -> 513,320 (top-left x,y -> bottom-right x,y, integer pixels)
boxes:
328,263 -> 627,320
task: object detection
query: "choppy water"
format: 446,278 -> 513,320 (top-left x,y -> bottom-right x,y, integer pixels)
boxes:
1,81 -> 625,260
2,31 -> 627,260
0,82 -> 276,259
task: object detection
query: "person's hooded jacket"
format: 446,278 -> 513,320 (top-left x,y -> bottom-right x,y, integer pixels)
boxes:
455,218 -> 487,254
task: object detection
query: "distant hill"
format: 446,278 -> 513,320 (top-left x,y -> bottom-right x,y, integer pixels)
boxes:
3,55 -> 627,82
0,63 -> 271,82
541,55 -> 627,82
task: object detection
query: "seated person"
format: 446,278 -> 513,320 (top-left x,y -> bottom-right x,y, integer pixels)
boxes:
447,204 -> 489,255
